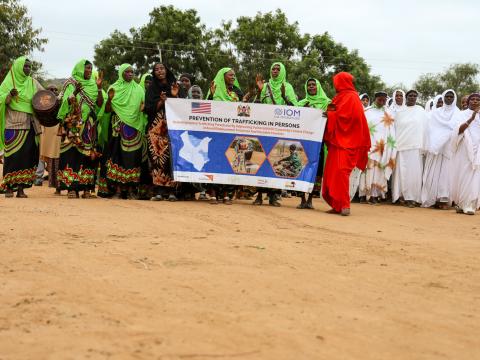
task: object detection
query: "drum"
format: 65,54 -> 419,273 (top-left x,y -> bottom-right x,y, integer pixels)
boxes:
32,90 -> 59,127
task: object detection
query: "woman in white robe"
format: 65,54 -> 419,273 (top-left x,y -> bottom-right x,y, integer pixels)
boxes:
392,90 -> 428,206
421,89 -> 460,208
449,93 -> 480,215
359,91 -> 397,203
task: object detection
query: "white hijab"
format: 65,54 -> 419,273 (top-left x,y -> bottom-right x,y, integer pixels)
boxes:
359,93 -> 370,108
424,98 -> 434,112
424,89 -> 460,155
389,89 -> 406,113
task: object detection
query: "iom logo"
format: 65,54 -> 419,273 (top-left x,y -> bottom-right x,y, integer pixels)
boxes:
274,108 -> 301,119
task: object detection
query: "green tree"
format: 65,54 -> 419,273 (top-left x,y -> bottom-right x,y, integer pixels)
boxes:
94,5 -> 236,89
0,0 -> 47,80
413,63 -> 479,103
93,6 -> 385,98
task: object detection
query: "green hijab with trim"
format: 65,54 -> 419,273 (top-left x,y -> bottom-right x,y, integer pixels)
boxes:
298,78 -> 331,111
0,56 -> 38,151
260,62 -> 298,106
211,67 -> 241,102
107,64 -> 146,132
57,59 -> 99,121
139,73 -> 152,91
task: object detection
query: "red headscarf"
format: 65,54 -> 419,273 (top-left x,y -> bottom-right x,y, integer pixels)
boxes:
324,72 -> 371,152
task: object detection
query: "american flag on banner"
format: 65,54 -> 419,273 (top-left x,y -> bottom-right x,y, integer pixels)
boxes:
191,102 -> 211,114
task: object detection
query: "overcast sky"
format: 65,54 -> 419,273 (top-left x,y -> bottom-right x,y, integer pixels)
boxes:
23,0 -> 479,88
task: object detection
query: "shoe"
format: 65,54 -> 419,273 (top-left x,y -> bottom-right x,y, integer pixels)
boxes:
151,194 -> 163,201
168,194 -> 178,202
297,202 -> 307,209
269,196 -> 281,207
252,195 -> 263,205
5,190 -> 14,198
341,208 -> 351,216
198,193 -> 208,201
209,198 -> 219,205
305,202 -> 314,210
223,197 -> 232,205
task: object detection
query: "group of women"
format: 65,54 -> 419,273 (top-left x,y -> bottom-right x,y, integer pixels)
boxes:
1,55 -> 479,215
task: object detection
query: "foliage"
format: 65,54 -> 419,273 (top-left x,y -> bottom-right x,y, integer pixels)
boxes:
93,7 -> 385,97
0,0 -> 47,81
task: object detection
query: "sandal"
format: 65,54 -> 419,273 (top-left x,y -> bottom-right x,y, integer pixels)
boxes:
67,191 -> 78,199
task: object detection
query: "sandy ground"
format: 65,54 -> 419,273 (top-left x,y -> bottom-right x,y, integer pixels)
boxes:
1,184 -> 479,360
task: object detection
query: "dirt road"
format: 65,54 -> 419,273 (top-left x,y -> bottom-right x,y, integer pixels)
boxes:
1,185 -> 479,359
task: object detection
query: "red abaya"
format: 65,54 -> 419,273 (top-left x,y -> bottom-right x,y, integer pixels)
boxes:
322,72 -> 371,213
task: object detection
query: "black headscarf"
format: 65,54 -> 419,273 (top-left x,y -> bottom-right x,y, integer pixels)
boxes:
178,73 -> 195,98
145,63 -> 177,120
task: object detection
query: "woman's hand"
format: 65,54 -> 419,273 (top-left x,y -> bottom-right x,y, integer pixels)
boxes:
255,74 -> 264,92
73,82 -> 83,96
107,88 -> 115,101
209,81 -> 216,97
96,71 -> 104,89
171,83 -> 179,97
242,91 -> 251,103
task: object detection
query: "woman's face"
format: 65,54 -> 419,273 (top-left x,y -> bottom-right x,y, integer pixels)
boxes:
123,67 -> 134,82
224,70 -> 236,87
144,79 -> 152,89
406,92 -> 417,106
436,98 -> 444,108
444,92 -> 455,106
271,64 -> 281,78
307,80 -> 317,96
154,64 -> 167,81
395,91 -> 404,105
23,60 -> 31,76
180,76 -> 192,90
361,97 -> 369,107
468,96 -> 480,111
84,63 -> 93,80
191,88 -> 201,99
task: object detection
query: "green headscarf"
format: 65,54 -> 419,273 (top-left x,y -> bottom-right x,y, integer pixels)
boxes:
298,78 -> 331,111
260,62 -> 298,106
139,73 -> 152,91
211,67 -> 241,102
57,59 -> 99,121
107,64 -> 146,132
0,56 -> 37,151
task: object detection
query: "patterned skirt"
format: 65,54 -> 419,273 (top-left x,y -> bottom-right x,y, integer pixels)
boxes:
2,128 -> 39,190
147,112 -> 176,187
106,118 -> 143,187
57,117 -> 98,192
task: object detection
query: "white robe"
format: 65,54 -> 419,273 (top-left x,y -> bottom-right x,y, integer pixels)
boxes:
421,90 -> 460,207
359,106 -> 397,199
392,105 -> 427,203
450,109 -> 480,213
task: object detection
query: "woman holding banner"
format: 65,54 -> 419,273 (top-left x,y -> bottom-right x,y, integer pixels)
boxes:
297,78 -> 330,209
145,63 -> 179,201
322,72 -> 371,216
253,62 -> 299,207
206,67 -> 244,204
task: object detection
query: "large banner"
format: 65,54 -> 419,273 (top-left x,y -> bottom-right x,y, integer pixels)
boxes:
165,98 -> 326,193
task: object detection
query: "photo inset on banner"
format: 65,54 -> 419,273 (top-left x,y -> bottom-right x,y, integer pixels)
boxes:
225,137 -> 266,175
268,140 -> 308,178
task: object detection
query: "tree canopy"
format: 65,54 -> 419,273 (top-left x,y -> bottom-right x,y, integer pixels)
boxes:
413,63 -> 480,104
0,0 -> 47,80
94,6 -> 384,98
